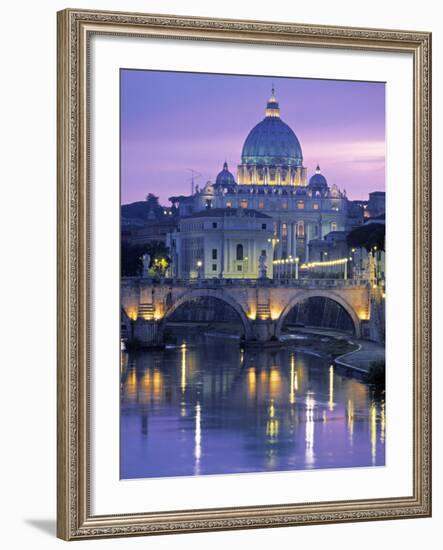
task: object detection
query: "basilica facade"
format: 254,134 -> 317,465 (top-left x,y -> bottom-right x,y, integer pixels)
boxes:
168,90 -> 370,279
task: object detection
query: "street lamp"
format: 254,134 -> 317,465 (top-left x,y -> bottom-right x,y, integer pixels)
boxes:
268,237 -> 280,279
196,260 -> 203,279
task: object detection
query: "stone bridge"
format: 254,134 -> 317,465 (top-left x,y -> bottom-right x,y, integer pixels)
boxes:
121,277 -> 374,346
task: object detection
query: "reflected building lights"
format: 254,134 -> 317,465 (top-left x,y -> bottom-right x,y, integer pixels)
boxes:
328,365 -> 335,411
269,367 -> 282,398
380,399 -> 385,444
180,342 -> 187,393
126,368 -> 137,402
247,368 -> 257,397
152,369 -> 163,400
194,401 -> 202,475
266,399 -> 279,440
289,354 -> 296,404
347,399 -> 354,445
370,401 -> 377,465
305,392 -> 315,466
140,371 -> 151,405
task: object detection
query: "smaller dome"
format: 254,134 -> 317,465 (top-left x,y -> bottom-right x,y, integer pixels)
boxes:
215,161 -> 236,187
309,164 -> 328,189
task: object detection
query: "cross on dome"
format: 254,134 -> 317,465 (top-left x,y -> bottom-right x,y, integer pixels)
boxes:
265,86 -> 280,118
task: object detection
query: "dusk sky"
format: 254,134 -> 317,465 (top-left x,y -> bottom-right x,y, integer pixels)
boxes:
121,70 -> 385,205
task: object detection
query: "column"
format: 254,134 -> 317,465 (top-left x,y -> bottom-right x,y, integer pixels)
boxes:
287,222 -> 292,258
304,223 -> 310,262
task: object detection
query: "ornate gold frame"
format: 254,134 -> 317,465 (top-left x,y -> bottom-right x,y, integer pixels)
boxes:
57,8 -> 432,540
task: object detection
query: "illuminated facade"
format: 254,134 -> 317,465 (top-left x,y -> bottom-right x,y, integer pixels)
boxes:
168,208 -> 274,279
169,90 -> 381,278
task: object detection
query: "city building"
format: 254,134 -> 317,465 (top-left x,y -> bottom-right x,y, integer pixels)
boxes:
168,208 -> 274,279
120,88 -> 385,280
166,89 -> 385,278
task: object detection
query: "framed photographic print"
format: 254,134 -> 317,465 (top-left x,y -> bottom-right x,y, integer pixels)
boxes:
57,8 -> 432,540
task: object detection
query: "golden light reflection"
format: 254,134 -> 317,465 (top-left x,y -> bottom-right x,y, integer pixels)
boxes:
266,399 -> 279,440
180,342 -> 187,393
126,368 -> 137,402
152,369 -> 163,400
305,392 -> 315,466
328,365 -> 335,411
120,348 -> 128,375
347,399 -> 354,444
194,401 -> 202,475
370,401 -> 377,465
289,354 -> 296,404
380,399 -> 385,444
269,367 -> 282,398
247,368 -> 256,397
140,370 -> 151,405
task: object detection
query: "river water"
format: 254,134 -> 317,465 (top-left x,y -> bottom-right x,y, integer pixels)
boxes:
120,329 -> 385,479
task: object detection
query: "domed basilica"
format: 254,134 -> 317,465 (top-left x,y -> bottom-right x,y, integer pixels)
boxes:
168,89 -> 375,279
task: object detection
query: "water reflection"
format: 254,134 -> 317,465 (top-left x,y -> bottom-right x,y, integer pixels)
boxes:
120,329 -> 385,479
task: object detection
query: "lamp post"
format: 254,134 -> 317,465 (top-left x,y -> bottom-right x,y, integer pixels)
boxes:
268,237 -> 280,280
196,260 -> 203,280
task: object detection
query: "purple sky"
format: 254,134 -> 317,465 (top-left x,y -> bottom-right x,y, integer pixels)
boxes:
121,70 -> 385,205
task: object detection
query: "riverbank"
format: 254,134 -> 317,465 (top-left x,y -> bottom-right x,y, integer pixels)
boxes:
287,327 -> 385,375
164,322 -> 385,376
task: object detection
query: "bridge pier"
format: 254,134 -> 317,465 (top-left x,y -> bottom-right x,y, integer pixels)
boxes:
248,319 -> 278,344
130,318 -> 164,349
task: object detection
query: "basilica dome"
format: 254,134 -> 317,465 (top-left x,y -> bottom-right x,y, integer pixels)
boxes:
241,90 -> 303,167
215,161 -> 235,186
308,165 -> 328,191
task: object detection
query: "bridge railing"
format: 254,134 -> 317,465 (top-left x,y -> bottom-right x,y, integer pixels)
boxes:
122,276 -> 370,290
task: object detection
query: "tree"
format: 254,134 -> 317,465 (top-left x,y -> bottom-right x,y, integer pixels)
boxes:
347,223 -> 385,252
121,241 -> 170,277
145,193 -> 163,220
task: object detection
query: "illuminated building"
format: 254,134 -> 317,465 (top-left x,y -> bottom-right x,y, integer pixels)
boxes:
168,89 -> 384,278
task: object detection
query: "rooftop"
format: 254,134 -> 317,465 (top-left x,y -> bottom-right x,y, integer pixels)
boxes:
183,208 -> 272,220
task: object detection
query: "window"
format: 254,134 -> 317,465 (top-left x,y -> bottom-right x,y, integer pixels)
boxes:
313,203 -> 319,210
314,225 -> 319,237
261,223 -> 267,230
297,201 -> 305,209
226,201 -> 232,208
281,223 -> 288,237
237,265 -> 242,271
297,220 -> 305,237
330,222 -> 337,232
212,248 -> 217,260
239,199 -> 248,209
258,200 -> 264,209
282,201 -> 288,209
212,264 -> 217,271
236,244 -> 244,261
212,222 -> 217,229
261,250 -> 266,257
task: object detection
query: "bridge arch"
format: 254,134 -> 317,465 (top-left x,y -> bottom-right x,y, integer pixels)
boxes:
275,290 -> 361,338
161,289 -> 253,339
